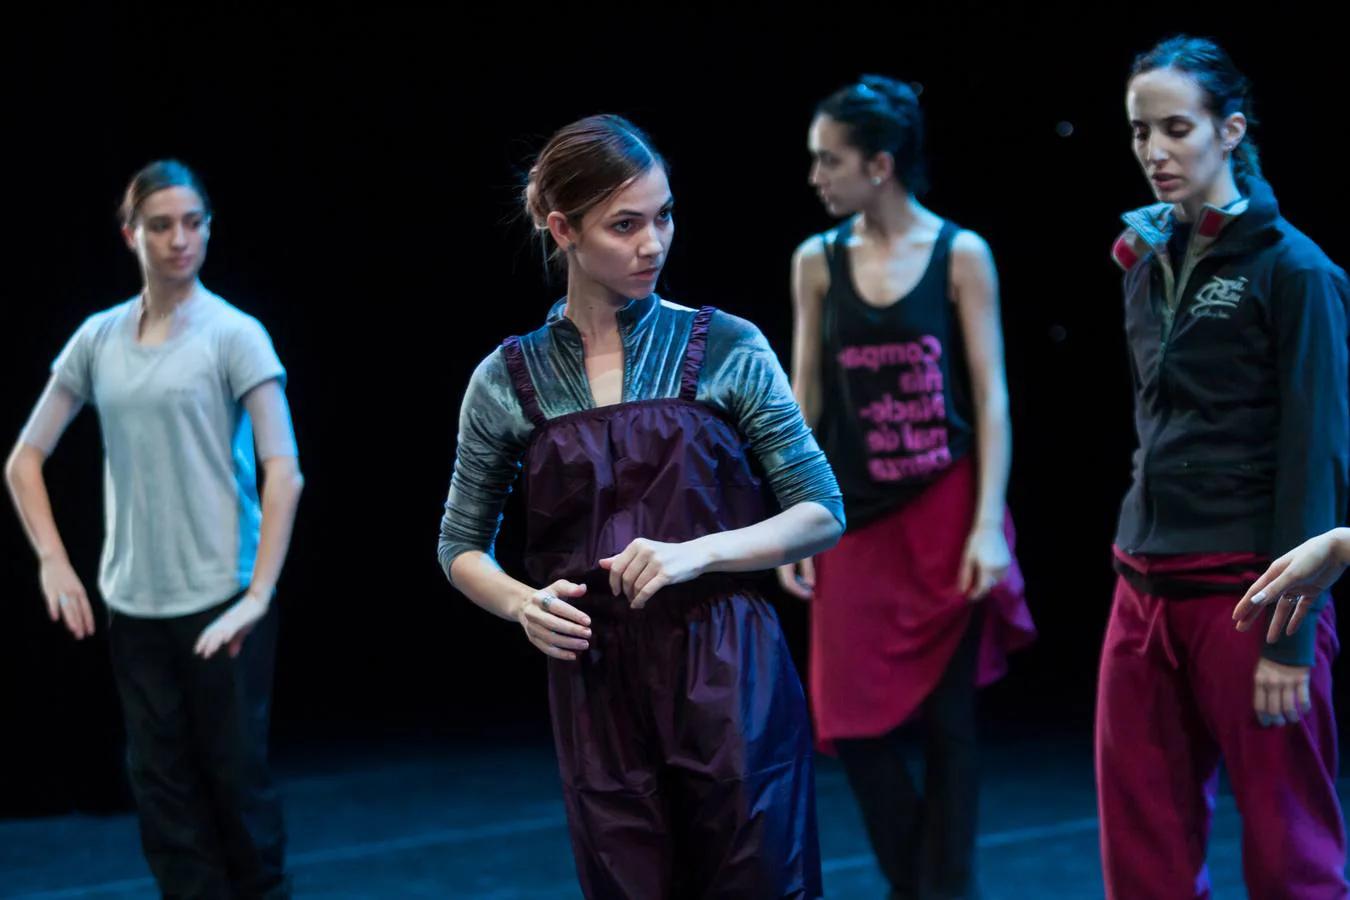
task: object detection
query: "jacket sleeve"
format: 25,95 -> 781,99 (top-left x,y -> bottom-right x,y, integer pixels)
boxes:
1264,264 -> 1350,666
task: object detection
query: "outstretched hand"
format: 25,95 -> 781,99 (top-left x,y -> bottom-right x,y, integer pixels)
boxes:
1233,530 -> 1349,642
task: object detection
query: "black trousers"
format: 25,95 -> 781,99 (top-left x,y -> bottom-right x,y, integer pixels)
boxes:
834,606 -> 984,900
108,595 -> 290,900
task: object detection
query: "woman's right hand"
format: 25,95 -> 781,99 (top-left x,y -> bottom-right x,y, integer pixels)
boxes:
40,556 -> 95,639
517,580 -> 592,661
776,557 -> 816,601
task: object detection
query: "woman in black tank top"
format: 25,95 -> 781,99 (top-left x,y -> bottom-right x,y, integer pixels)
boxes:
777,75 -> 1036,900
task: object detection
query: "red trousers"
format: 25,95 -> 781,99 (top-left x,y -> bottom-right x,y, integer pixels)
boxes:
1096,559 -> 1346,899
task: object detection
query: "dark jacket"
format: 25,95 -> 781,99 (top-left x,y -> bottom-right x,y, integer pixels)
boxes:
1110,175 -> 1349,666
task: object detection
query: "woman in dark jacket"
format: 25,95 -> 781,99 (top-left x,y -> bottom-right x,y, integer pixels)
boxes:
1096,34 -> 1349,900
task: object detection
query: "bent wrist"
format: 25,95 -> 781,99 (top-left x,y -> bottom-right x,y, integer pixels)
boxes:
504,583 -> 537,622
685,534 -> 719,577
244,586 -> 273,607
1334,527 -> 1350,565
38,547 -> 70,566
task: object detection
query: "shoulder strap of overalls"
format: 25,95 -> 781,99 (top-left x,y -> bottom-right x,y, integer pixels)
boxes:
679,306 -> 717,401
500,335 -> 546,427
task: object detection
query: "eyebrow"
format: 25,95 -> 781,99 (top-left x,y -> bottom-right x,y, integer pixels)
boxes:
1130,114 -> 1195,126
611,197 -> 675,218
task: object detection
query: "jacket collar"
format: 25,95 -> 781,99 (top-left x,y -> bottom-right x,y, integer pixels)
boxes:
542,293 -> 663,351
1110,175 -> 1280,271
545,293 -> 659,334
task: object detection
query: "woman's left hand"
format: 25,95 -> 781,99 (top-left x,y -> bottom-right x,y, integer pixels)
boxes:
958,524 -> 1010,601
599,538 -> 708,609
195,592 -> 270,659
1253,657 -> 1312,727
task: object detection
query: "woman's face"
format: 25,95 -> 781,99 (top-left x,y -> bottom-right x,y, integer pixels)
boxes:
555,166 -> 674,301
124,186 -> 211,284
807,113 -> 880,217
1127,67 -> 1245,213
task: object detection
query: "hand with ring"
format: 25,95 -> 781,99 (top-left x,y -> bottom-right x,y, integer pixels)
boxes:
1233,528 -> 1350,641
39,555 -> 95,639
517,579 -> 591,661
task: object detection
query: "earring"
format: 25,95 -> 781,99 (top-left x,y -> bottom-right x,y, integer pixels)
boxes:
871,176 -> 882,186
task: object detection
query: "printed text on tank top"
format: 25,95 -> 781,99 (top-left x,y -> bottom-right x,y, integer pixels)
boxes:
839,215 -> 947,310
820,215 -> 961,493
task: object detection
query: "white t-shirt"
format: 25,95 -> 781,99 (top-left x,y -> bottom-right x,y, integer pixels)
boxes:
32,292 -> 293,618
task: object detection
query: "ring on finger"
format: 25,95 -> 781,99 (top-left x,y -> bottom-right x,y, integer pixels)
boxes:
58,594 -> 71,607
539,593 -> 552,611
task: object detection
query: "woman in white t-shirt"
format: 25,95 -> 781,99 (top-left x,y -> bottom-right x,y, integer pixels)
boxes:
5,159 -> 304,900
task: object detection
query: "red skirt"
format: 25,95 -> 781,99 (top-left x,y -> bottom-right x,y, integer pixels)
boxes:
809,455 -> 1037,753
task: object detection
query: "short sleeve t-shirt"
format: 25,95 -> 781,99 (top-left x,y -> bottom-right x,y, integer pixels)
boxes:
37,292 -> 290,617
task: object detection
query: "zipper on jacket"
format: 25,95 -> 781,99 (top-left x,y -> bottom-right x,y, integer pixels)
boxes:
1138,228 -> 1204,550
1158,226 -> 1206,344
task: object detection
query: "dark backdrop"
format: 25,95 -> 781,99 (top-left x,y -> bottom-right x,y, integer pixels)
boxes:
3,6 -> 1346,817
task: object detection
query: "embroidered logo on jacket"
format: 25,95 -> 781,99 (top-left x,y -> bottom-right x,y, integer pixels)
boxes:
1189,275 -> 1248,319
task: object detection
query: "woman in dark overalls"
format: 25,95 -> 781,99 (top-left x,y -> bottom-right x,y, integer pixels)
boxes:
437,114 -> 845,899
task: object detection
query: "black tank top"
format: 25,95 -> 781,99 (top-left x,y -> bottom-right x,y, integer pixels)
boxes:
815,217 -> 976,529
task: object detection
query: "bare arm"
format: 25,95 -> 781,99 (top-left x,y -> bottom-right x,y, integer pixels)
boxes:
5,378 -> 97,637
950,230 -> 1012,530
604,489 -> 841,610
689,500 -> 841,573
773,238 -> 833,599
789,235 -> 829,430
5,378 -> 85,565
191,379 -> 307,658
241,380 -> 304,600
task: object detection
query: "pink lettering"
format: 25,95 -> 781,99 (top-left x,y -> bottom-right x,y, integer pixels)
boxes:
838,337 -> 944,372
899,361 -> 944,394
858,392 -> 947,425
902,423 -> 948,453
866,446 -> 954,482
866,427 -> 902,454
841,334 -> 954,486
